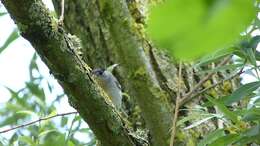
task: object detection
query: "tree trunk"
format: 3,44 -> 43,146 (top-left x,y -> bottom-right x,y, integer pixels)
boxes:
2,0 -> 239,146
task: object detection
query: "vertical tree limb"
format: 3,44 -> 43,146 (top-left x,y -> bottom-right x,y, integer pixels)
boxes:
53,0 -> 173,145
1,0 -> 137,145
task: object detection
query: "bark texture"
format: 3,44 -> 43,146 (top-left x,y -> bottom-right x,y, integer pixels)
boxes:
53,1 -> 173,145
2,0 -> 239,146
1,0 -> 137,146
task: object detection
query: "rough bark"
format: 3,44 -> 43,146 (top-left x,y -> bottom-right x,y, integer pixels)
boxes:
1,0 -> 138,146
2,0 -> 239,146
53,1 -> 173,146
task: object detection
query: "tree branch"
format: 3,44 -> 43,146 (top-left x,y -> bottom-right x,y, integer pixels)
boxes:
53,0 -> 172,145
181,66 -> 244,105
0,112 -> 78,134
179,57 -> 231,106
1,0 -> 136,145
170,62 -> 182,146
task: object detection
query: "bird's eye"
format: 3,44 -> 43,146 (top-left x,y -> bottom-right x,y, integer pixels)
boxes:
98,71 -> 103,75
92,68 -> 105,76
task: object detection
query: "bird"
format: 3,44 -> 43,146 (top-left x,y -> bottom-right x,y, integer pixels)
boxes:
91,65 -> 122,109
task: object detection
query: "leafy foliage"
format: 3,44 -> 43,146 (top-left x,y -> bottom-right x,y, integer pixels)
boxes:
148,1 -> 260,145
0,29 -> 19,54
189,23 -> 260,146
147,0 -> 256,60
1,0 -> 260,146
0,54 -> 95,146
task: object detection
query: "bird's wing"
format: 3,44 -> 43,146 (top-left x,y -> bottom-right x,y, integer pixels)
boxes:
114,78 -> 122,90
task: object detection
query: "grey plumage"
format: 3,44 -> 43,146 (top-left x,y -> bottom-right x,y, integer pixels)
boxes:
92,68 -> 122,109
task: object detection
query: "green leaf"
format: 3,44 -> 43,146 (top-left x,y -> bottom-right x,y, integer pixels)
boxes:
208,134 -> 240,146
199,64 -> 243,74
207,96 -> 238,123
239,36 -> 260,63
195,47 -> 236,67
74,115 -> 82,121
147,0 -> 256,60
236,136 -> 260,146
255,51 -> 260,61
9,133 -> 18,144
47,111 -> 57,118
224,81 -> 260,105
34,97 -> 46,112
255,18 -> 260,28
177,116 -> 196,127
41,132 -> 66,146
0,29 -> 19,54
18,136 -> 36,146
78,128 -> 91,133
0,114 -> 24,127
184,116 -> 215,130
5,102 -> 24,112
29,53 -> 39,80
242,125 -> 260,137
249,35 -> 260,49
198,129 -> 225,146
39,129 -> 58,137
61,117 -> 68,127
67,141 -> 75,146
242,108 -> 260,121
243,48 -> 257,66
5,87 -> 28,108
26,82 -> 45,100
235,125 -> 260,145
0,12 -> 7,16
16,110 -> 38,118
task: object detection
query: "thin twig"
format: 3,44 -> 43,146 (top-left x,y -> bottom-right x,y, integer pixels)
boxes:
180,67 -> 244,106
0,111 -> 78,134
66,114 -> 77,144
179,57 -> 231,106
170,62 -> 182,146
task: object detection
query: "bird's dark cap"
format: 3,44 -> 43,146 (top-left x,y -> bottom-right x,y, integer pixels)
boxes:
91,68 -> 105,76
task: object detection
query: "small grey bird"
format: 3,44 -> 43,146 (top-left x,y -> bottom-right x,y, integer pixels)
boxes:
92,65 -> 122,109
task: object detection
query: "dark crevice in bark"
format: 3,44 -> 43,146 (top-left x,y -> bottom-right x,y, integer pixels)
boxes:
51,1 -> 241,146
147,42 -> 177,102
181,66 -> 191,92
53,1 -> 173,145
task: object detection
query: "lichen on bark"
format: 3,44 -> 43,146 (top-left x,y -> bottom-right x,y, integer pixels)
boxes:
2,0 -> 241,145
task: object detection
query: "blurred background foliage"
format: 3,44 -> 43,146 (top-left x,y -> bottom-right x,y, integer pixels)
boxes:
148,0 -> 257,60
0,3 -> 95,146
149,0 -> 260,145
0,51 -> 95,146
1,0 -> 260,146
147,0 -> 260,145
